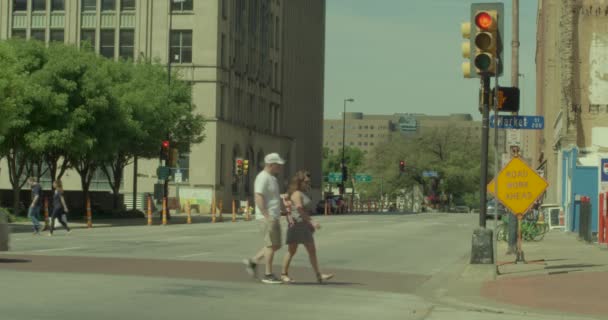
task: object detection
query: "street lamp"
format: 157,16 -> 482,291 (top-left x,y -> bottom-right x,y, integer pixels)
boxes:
341,98 -> 355,195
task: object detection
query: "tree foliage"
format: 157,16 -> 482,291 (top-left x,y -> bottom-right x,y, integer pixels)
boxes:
0,39 -> 206,213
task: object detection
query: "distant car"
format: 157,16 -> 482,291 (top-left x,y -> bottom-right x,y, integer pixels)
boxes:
486,200 -> 507,220
0,209 -> 9,252
449,205 -> 470,213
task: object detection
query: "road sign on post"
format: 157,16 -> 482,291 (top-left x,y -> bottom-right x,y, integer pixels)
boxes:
490,115 -> 544,130
355,174 -> 372,182
487,157 -> 549,215
328,172 -> 343,183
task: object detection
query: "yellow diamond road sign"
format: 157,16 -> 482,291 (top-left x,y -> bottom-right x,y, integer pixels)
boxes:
487,157 -> 549,215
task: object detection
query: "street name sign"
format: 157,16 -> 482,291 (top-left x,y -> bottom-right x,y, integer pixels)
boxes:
490,115 -> 544,130
355,174 -> 372,182
328,172 -> 342,183
423,171 -> 439,178
487,157 -> 548,215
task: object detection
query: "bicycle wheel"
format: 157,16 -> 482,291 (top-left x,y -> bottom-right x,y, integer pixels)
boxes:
532,223 -> 548,241
495,223 -> 507,242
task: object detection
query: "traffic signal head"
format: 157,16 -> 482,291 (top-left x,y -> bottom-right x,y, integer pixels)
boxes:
463,3 -> 504,78
235,158 -> 244,176
492,86 -> 520,113
243,160 -> 249,175
399,160 -> 405,172
160,140 -> 170,161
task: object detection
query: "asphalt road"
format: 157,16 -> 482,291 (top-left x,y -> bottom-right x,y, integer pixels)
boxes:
0,213 -> 590,320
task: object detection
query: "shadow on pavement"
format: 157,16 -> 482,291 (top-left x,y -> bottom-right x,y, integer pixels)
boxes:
545,263 -> 604,270
0,258 -> 31,263
290,281 -> 363,287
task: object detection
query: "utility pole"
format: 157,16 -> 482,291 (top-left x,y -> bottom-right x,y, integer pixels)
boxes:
507,0 -> 520,255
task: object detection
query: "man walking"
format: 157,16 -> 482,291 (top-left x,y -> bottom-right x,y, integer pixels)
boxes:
28,177 -> 42,235
243,153 -> 286,284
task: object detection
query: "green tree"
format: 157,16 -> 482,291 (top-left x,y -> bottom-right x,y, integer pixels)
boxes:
0,39 -> 48,214
101,59 -> 206,209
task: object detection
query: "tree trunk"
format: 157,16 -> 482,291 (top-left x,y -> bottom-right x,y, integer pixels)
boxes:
12,187 -> 21,216
103,154 -> 129,210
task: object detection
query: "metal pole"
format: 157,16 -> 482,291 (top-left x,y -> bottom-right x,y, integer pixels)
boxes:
512,0 -> 519,88
341,99 -> 347,196
494,66 -> 500,273
133,156 -> 138,210
163,1 -> 173,203
479,74 -> 491,228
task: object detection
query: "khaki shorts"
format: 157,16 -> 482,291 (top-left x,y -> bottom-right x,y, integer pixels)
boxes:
259,218 -> 282,248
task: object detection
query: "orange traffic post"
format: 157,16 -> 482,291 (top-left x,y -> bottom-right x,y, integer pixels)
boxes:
86,196 -> 92,229
43,196 -> 50,231
246,200 -> 251,221
186,200 -> 192,224
211,195 -> 216,223
218,200 -> 224,222
147,195 -> 153,226
367,200 -> 371,213
162,197 -> 168,225
232,199 -> 237,222
324,199 -> 329,216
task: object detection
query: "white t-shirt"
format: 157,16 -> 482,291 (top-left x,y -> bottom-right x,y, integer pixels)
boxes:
254,170 -> 281,220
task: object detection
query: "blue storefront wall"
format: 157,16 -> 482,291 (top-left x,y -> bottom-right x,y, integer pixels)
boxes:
562,148 -> 599,233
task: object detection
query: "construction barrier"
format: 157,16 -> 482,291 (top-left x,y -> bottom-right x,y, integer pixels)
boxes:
218,201 -> 224,222
147,195 -> 153,226
162,197 -> 168,225
86,196 -> 92,228
186,201 -> 192,224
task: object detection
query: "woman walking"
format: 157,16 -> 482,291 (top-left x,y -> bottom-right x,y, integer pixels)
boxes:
49,180 -> 71,236
281,171 -> 334,283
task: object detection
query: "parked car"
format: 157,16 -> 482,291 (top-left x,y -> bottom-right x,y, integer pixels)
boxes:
449,205 -> 470,213
486,200 -> 507,220
0,209 -> 9,252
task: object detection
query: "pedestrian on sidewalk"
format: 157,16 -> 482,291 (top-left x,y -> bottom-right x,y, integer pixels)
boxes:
280,170 -> 334,284
49,180 -> 71,236
243,153 -> 286,284
28,177 -> 42,235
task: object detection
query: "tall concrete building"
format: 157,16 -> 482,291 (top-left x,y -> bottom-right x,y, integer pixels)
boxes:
0,0 -> 325,208
536,0 -> 608,204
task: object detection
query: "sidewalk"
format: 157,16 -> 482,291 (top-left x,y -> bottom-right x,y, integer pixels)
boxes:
446,230 -> 608,319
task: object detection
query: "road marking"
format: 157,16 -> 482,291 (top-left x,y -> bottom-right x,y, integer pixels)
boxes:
177,252 -> 212,259
32,246 -> 83,252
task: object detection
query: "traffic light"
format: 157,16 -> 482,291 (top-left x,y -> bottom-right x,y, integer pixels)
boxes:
235,158 -> 244,176
243,160 -> 249,175
492,86 -> 520,113
399,160 -> 405,173
471,3 -> 503,76
167,148 -> 178,167
160,140 -> 170,161
460,19 -> 472,78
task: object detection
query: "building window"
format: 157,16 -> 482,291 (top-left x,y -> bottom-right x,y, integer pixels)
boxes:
31,29 -> 45,42
101,0 -> 116,11
81,29 -> 96,48
219,144 -> 225,185
32,0 -> 46,11
221,0 -> 227,19
12,29 -> 26,38
275,16 -> 280,49
82,0 -> 96,11
170,30 -> 192,63
120,0 -> 135,10
119,29 -> 134,60
50,29 -> 64,43
358,142 -> 362,146
100,30 -> 115,58
177,153 -> 190,182
171,0 -> 193,11
13,0 -> 27,11
350,142 -> 354,145
51,0 -> 65,11
370,134 -> 374,138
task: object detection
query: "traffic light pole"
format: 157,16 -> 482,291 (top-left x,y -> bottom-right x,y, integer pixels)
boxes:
479,74 -> 491,228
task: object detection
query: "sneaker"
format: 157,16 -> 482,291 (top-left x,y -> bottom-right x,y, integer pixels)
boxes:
243,259 -> 257,278
316,273 -> 334,284
280,274 -> 294,283
261,274 -> 283,284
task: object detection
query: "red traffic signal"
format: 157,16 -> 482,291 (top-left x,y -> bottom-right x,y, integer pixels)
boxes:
236,159 -> 243,166
162,140 -> 170,149
475,12 -> 493,30
399,160 -> 405,172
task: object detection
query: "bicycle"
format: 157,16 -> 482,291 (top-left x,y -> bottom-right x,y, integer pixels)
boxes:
495,211 -> 549,242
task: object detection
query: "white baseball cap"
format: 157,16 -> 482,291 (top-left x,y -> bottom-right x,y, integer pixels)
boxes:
264,153 -> 285,165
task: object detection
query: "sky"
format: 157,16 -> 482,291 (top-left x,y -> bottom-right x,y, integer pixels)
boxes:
323,0 -> 538,120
